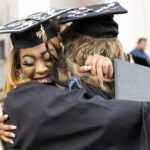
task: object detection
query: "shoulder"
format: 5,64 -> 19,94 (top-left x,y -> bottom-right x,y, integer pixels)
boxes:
4,81 -> 90,105
130,49 -> 138,54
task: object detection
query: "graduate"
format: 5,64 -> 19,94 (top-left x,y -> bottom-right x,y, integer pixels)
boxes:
0,8 -> 113,145
1,2 -> 150,150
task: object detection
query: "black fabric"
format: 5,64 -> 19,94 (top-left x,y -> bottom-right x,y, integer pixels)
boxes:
72,15 -> 118,38
50,45 -> 68,87
10,21 -> 57,49
3,81 -> 150,150
81,81 -> 111,99
132,55 -> 150,67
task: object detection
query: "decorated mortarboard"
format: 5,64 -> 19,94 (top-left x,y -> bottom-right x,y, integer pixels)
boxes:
59,2 -> 128,38
0,8 -> 72,49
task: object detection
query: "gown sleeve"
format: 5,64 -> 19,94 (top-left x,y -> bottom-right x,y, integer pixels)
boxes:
3,81 -> 150,150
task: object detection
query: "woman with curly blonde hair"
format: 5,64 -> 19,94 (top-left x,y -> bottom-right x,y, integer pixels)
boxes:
56,2 -> 129,98
58,26 -> 127,97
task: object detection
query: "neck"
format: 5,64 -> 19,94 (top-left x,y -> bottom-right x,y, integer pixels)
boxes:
136,47 -> 143,52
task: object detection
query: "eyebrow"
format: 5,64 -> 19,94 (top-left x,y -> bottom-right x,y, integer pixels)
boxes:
41,50 -> 48,56
22,50 -> 48,59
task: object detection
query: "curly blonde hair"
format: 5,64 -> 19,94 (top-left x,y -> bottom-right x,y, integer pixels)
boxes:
57,26 -> 127,96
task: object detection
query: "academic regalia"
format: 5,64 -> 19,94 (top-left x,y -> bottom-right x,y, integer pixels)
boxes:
59,2 -> 128,37
2,2 -> 150,150
3,81 -> 150,150
0,9 -> 71,55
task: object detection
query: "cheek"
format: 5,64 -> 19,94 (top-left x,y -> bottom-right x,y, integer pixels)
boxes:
46,62 -> 54,69
21,65 -> 35,79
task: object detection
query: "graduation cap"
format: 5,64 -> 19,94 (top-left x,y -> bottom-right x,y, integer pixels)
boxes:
59,2 -> 128,38
0,8 -> 72,49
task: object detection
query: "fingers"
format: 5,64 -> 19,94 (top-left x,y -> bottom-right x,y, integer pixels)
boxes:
0,124 -> 16,144
84,55 -> 92,66
108,64 -> 113,79
96,58 -> 103,81
102,61 -> 109,79
102,58 -> 113,79
0,115 -> 8,122
0,135 -> 14,144
80,66 -> 91,72
80,54 -> 114,79
0,124 -> 17,131
85,55 -> 98,75
0,115 -> 17,144
0,131 -> 15,138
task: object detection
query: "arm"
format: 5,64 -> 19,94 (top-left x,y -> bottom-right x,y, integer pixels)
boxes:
0,54 -> 113,144
0,115 -> 16,144
3,82 -> 150,150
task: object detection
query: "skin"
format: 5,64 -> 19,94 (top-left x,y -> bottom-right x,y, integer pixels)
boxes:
19,43 -> 55,83
80,54 -> 113,79
137,40 -> 147,52
0,43 -> 113,144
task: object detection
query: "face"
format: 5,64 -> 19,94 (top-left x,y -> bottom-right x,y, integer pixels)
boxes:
138,40 -> 147,51
19,43 -> 55,83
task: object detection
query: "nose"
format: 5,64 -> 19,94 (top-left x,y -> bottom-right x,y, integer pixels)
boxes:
36,61 -> 49,74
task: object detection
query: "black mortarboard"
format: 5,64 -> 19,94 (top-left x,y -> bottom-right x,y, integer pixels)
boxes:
59,2 -> 128,38
0,9 -> 72,49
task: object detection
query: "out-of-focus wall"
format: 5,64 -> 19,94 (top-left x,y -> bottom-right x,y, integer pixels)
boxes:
115,0 -> 150,55
0,0 -> 12,91
18,0 -> 51,18
51,0 -> 105,9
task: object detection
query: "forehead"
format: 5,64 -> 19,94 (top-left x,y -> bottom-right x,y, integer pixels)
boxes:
19,43 -> 46,56
140,40 -> 147,44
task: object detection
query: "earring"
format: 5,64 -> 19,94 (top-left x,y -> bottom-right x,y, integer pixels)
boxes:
19,74 -> 24,80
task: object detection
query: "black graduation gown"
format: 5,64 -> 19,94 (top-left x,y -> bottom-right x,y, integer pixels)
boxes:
3,81 -> 150,150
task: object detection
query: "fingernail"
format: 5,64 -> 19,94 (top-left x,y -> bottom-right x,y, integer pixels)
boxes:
11,133 -> 15,138
11,125 -> 17,129
4,114 -> 8,118
83,66 -> 91,71
10,140 -> 14,144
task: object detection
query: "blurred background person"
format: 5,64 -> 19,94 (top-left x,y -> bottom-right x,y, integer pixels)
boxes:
130,38 -> 150,65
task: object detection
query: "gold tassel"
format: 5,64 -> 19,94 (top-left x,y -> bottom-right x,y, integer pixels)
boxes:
36,24 -> 56,62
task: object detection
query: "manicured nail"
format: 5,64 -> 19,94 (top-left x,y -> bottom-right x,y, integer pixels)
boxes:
11,133 -> 15,138
11,126 -> 17,129
10,140 -> 14,144
83,66 -> 91,71
4,114 -> 8,118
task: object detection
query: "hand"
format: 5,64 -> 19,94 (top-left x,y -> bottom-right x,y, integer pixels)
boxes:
80,54 -> 113,79
0,115 -> 16,144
